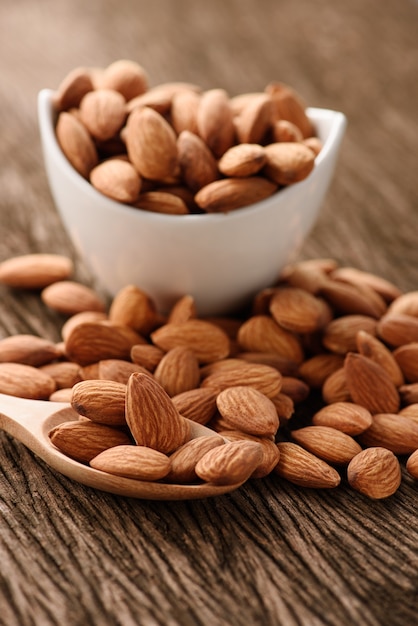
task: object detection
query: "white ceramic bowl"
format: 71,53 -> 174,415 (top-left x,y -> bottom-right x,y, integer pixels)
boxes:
38,88 -> 346,316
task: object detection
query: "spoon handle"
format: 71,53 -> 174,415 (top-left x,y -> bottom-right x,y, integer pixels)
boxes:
0,392 -> 68,426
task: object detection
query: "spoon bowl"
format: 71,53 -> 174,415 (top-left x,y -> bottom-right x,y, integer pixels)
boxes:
0,392 -> 243,500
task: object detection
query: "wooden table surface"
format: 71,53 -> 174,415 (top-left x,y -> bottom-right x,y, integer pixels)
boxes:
1,1 -> 418,624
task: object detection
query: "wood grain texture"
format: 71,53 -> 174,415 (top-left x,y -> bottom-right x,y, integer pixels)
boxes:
1,0 -> 418,624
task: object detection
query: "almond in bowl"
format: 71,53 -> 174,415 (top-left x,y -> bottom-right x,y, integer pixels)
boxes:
38,60 -> 346,316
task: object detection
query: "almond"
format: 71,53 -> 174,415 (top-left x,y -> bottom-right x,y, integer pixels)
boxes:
319,279 -> 386,318
170,90 -> 200,135
334,279 -> 388,318
344,352 -> 400,414
330,267 -> 402,303
125,372 -> 190,454
0,334 -> 61,366
126,90 -> 172,115
291,259 -> 340,279
100,59 -> 148,100
90,159 -> 141,204
406,448 -> 418,479
271,119 -> 303,143
393,343 -> 418,382
298,354 -> 345,389
108,284 -> 157,335
61,310 -> 108,342
347,447 -> 401,499
322,367 -> 351,404
234,93 -> 273,144
322,315 -> 378,355
167,294 -> 197,324
79,88 -> 127,141
378,313 -> 418,347
387,291 -> 418,317
97,359 -> 150,384
0,362 -> 56,399
130,344 -> 165,372
151,319 -> 231,364
357,413 -> 418,454
53,66 -> 94,111
290,425 -> 362,464
195,440 -> 264,485
265,81 -> 313,138
237,315 -> 304,364
269,287 -> 330,334
196,88 -> 236,158
303,136 -> 323,156
270,392 -> 295,423
154,346 -> 200,397
281,260 -> 331,294
165,435 -> 224,483
56,111 -> 99,178
172,388 -> 218,425
215,385 -> 279,437
71,379 -> 127,425
49,420 -> 131,464
49,388 -> 74,403
312,401 -> 373,435
201,360 -> 282,399
0,253 -> 73,289
263,142 -> 315,185
177,130 -> 219,192
194,176 -> 277,213
125,106 -> 178,180
230,92 -> 263,116
90,444 -> 172,481
41,280 -> 106,315
134,191 -> 189,215
356,330 -> 404,387
217,430 -> 280,478
40,361 -> 83,389
274,442 -> 341,488
65,321 -> 145,366
218,143 -> 267,178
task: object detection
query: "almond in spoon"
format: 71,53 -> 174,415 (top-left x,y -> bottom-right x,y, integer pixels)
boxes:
125,372 -> 190,454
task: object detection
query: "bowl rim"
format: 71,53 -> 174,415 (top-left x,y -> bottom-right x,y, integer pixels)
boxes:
38,87 -> 347,225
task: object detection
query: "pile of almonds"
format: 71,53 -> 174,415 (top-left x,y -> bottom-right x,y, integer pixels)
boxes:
53,59 -> 321,214
1,252 -> 418,498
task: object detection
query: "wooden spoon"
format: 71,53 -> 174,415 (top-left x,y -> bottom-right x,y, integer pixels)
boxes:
0,392 -> 243,500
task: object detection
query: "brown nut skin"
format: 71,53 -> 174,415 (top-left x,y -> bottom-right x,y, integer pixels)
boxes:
347,447 -> 402,499
55,111 -> 99,178
406,449 -> 418,479
195,440 -> 264,486
263,142 -> 315,185
125,106 -> 178,181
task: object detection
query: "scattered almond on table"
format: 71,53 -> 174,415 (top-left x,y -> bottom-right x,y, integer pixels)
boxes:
52,59 -> 321,214
1,252 -> 418,499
